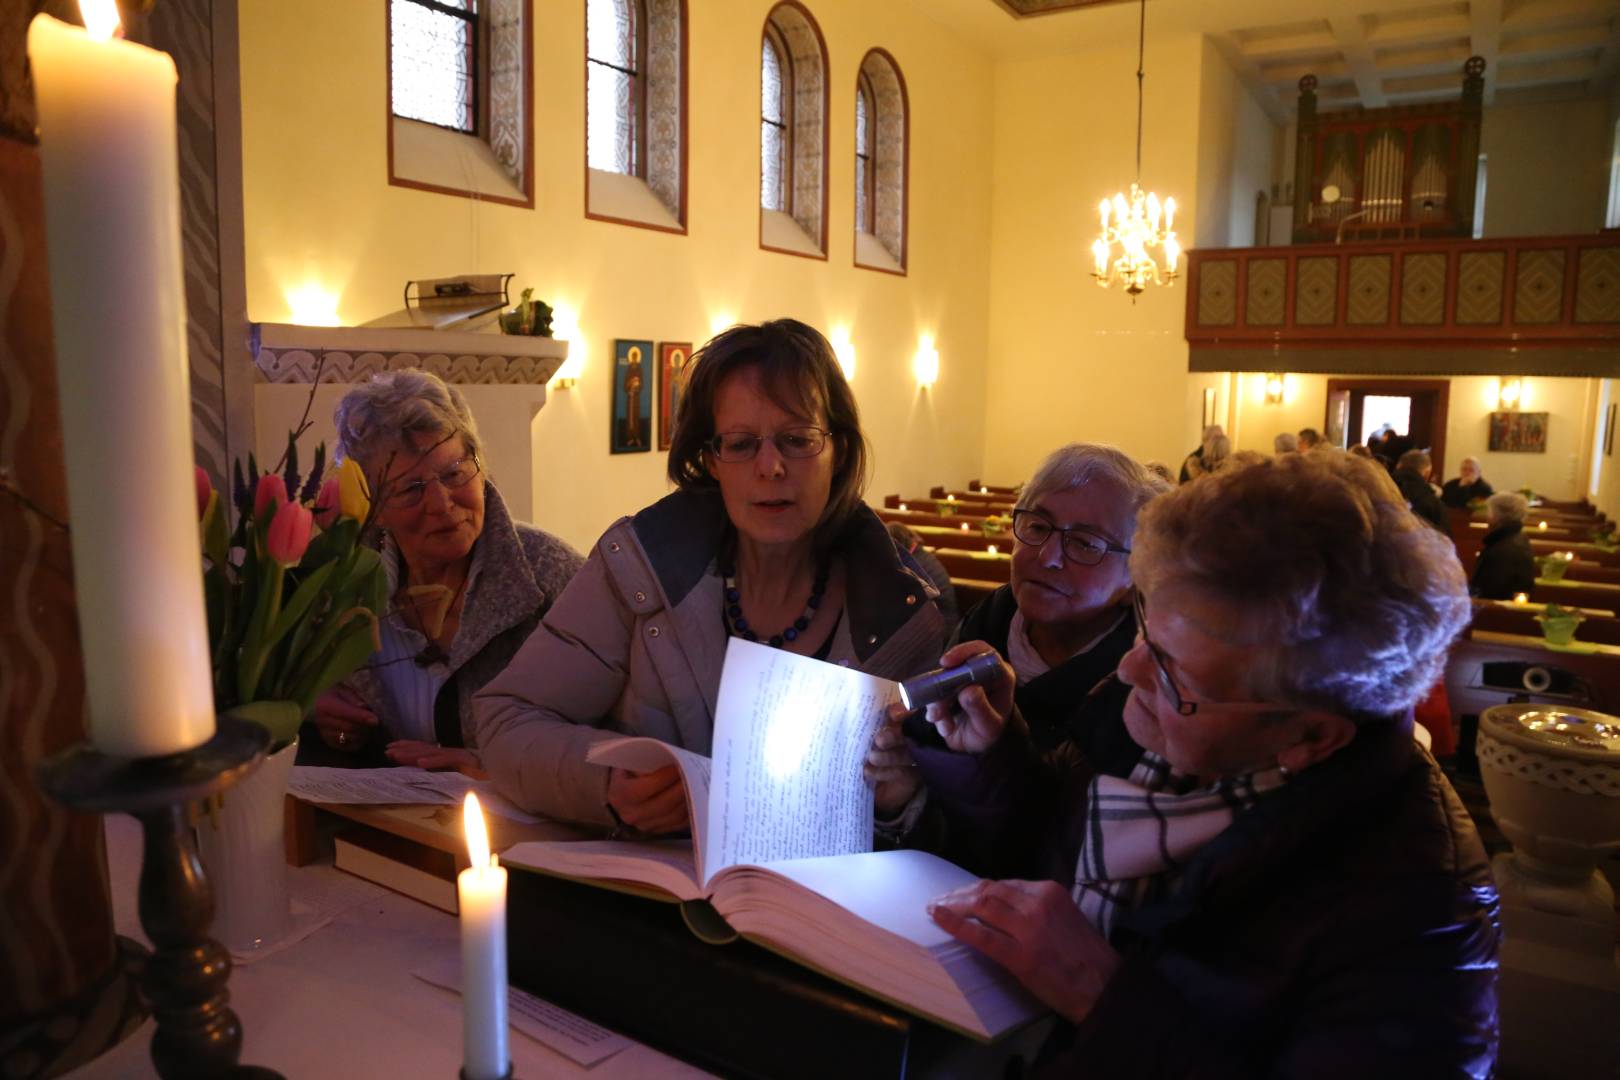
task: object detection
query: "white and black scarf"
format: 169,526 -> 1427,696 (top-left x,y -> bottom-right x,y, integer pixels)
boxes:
1073,752 -> 1288,938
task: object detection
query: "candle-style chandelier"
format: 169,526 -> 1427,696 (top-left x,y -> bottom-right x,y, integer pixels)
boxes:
1091,0 -> 1180,299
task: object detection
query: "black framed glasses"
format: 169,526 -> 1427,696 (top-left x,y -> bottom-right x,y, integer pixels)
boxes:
1011,509 -> 1130,567
708,427 -> 830,463
382,454 -> 482,509
1131,591 -> 1284,719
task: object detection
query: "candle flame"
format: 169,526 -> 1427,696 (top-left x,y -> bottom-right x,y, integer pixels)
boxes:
80,0 -> 122,41
464,792 -> 490,871
1514,593 -> 1528,604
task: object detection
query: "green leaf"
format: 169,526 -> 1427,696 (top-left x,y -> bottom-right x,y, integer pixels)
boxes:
299,516 -> 357,572
236,561 -> 285,704
292,611 -> 381,715
225,699 -> 304,749
201,493 -> 230,568
261,561 -> 336,660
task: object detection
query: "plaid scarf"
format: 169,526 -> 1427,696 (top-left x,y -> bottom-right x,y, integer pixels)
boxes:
1073,752 -> 1288,938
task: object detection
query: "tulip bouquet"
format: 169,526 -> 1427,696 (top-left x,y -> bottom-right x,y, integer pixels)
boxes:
197,437 -> 387,748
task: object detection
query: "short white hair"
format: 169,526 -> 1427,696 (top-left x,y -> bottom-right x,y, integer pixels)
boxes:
1487,491 -> 1527,525
1017,443 -> 1169,540
1274,432 -> 1299,454
333,369 -> 483,470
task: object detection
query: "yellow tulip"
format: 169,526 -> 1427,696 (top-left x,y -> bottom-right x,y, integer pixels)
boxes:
336,457 -> 371,521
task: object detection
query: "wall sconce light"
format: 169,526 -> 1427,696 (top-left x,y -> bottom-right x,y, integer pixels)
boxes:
549,304 -> 582,390
1264,373 -> 1285,405
284,282 -> 342,327
830,330 -> 857,383
913,336 -> 940,389
709,312 -> 737,338
1498,377 -> 1523,410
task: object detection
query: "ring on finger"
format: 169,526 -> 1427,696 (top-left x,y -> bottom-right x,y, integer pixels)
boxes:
337,731 -> 349,748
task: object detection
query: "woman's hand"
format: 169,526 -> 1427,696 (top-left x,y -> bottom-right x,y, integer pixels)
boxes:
606,765 -> 690,835
385,740 -> 487,778
929,878 -> 1121,1024
924,641 -> 1015,754
865,702 -> 920,817
314,685 -> 378,753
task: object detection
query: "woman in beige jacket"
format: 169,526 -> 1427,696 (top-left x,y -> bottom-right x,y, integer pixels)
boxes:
474,320 -> 948,831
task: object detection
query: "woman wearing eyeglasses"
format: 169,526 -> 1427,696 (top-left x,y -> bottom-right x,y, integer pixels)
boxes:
474,319 -> 947,831
906,450 -> 1498,1078
304,370 -> 583,772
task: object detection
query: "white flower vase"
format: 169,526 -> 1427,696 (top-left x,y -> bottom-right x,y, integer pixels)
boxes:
196,736 -> 298,955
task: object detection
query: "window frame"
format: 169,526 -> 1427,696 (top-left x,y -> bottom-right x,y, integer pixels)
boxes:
852,47 -> 909,276
855,70 -> 876,236
761,24 -> 793,215
758,1 -> 830,261
389,0 -> 480,134
583,0 -> 689,234
385,0 -> 535,209
586,0 -> 649,179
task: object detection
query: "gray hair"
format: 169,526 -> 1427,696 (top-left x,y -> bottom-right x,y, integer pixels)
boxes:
1487,491 -> 1527,526
332,370 -> 483,470
1274,432 -> 1299,454
1460,456 -> 1482,473
1204,434 -> 1231,468
1017,442 -> 1170,540
1397,449 -> 1431,475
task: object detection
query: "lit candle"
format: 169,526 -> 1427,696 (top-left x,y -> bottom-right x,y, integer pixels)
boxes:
960,523 -> 970,532
898,503 -> 908,512
987,545 -> 999,556
947,494 -> 956,503
29,4 -> 215,757
460,794 -> 509,1080
1513,593 -> 1529,605
1538,522 -> 1548,531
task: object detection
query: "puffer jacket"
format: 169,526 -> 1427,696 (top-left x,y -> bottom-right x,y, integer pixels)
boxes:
912,698 -> 1501,1079
474,489 -> 948,826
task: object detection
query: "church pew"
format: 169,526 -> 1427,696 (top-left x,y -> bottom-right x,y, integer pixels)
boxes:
931,549 -> 1012,584
951,577 -> 1002,612
904,526 -> 1008,552
876,506 -> 1008,531
1562,563 -> 1620,585
881,495 -> 1007,519
1469,603 -> 1620,646
968,480 -> 1021,495
928,485 -> 1014,506
1445,632 -> 1620,719
1531,541 -> 1620,568
1529,579 -> 1620,614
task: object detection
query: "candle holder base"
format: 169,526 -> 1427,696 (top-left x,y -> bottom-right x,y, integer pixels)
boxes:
36,716 -> 284,1080
460,1067 -> 515,1080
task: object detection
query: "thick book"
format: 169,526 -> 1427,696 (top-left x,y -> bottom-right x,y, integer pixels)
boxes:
501,639 -> 1042,1043
333,827 -> 459,914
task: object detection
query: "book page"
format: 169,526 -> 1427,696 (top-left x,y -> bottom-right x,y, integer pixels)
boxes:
288,766 -> 542,824
705,638 -> 899,885
584,738 -> 712,852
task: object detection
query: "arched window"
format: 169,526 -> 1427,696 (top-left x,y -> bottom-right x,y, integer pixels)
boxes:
853,49 -> 906,274
760,3 -> 828,259
586,0 -> 687,232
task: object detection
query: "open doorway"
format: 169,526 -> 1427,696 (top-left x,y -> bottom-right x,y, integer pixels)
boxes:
1325,378 -> 1451,478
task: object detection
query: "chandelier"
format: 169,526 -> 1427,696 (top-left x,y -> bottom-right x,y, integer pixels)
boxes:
1091,0 -> 1180,299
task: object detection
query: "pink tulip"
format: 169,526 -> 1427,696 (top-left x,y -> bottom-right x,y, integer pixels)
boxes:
313,476 -> 341,529
254,473 -> 288,519
194,466 -> 213,519
266,500 -> 314,567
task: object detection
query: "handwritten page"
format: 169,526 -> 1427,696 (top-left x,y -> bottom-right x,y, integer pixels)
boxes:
704,638 -> 899,884
413,952 -> 630,1068
585,738 -> 713,853
288,766 -> 542,824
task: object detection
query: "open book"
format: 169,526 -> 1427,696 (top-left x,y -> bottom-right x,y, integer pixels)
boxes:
501,639 -> 1042,1042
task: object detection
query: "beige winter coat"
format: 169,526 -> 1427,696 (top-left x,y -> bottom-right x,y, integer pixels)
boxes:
473,489 -> 948,826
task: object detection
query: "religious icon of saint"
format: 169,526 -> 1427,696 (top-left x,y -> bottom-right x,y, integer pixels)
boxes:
623,347 -> 645,448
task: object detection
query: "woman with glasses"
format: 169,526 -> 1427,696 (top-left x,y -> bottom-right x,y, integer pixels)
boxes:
304,370 -> 583,772
909,450 -> 1498,1078
475,319 -> 947,831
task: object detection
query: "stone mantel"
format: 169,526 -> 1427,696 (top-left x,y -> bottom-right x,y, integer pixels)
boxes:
249,322 -> 570,523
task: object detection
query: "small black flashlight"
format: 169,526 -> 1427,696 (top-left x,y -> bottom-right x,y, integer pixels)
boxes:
898,651 -> 1005,712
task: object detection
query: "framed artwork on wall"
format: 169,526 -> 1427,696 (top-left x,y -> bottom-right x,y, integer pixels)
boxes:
657,342 -> 694,452
1605,403 -> 1616,457
611,339 -> 654,454
1488,411 -> 1548,454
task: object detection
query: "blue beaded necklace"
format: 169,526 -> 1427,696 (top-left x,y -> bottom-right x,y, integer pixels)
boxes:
722,560 -> 831,648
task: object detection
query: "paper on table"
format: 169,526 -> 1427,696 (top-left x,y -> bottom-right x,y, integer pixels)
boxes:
413,953 -> 630,1068
705,638 -> 899,884
288,766 -> 543,824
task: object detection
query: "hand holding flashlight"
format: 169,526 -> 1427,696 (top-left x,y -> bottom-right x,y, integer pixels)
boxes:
907,642 -> 1015,755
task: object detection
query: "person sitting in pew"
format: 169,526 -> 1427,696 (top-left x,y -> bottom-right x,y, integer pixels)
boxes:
944,444 -> 1166,751
1393,449 -> 1448,531
1442,456 -> 1494,509
1472,491 -> 1536,601
474,320 -> 947,833
902,449 -> 1499,1078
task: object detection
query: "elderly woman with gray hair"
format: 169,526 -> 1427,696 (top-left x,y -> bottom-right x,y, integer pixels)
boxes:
909,450 -> 1498,1078
1471,490 -> 1535,601
304,370 -> 582,772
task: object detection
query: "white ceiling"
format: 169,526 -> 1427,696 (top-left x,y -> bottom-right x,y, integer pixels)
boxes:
913,0 -> 1620,121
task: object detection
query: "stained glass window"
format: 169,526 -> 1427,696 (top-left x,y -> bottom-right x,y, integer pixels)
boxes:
390,0 -> 478,134
588,0 -> 639,174
761,35 -> 786,211
855,81 -> 873,233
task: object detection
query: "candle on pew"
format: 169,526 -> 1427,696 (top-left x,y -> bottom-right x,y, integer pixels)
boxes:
1513,593 -> 1529,605
899,503 -> 908,512
987,545 -> 998,556
460,794 -> 510,1080
28,3 -> 215,757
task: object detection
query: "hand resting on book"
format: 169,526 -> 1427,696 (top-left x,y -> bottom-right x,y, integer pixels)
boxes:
928,877 -> 1120,1025
607,765 -> 690,835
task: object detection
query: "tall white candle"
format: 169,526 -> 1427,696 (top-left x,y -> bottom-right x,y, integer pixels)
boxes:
28,5 -> 215,757
460,794 -> 510,1080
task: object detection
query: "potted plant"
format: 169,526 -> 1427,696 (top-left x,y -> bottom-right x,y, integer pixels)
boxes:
499,287 -> 554,336
1534,603 -> 1585,646
1536,551 -> 1575,582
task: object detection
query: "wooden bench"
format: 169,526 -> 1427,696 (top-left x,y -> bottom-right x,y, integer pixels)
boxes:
1530,578 -> 1620,614
968,480 -> 1021,495
1469,603 -> 1620,646
932,548 -> 1012,585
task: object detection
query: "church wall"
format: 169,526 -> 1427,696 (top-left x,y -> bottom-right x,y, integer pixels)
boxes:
1593,380 -> 1620,519
238,0 -> 994,550
1481,98 -> 1610,239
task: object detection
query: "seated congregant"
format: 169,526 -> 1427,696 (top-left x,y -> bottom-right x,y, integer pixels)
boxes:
305,371 -> 583,772
952,444 -> 1164,750
1181,432 -> 1229,482
1471,491 -> 1536,601
909,450 -> 1499,1077
1393,448 -> 1447,531
1273,432 -> 1299,454
1297,427 -> 1323,450
1442,456 -> 1495,509
1177,425 -> 1222,483
474,319 -> 948,832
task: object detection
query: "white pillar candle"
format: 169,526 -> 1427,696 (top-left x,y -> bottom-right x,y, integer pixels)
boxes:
460,794 -> 509,1080
28,6 -> 215,757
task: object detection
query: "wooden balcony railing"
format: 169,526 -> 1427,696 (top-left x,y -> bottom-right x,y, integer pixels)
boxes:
1184,233 -> 1620,376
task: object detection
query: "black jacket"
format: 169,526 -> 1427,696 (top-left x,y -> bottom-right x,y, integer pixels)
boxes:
956,584 -> 1135,751
1442,476 -> 1494,509
1395,468 -> 1448,531
1471,522 -> 1536,600
910,695 -> 1500,1079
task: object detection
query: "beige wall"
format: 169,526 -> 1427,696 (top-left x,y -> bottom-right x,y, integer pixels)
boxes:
239,0 -> 995,551
1195,38 -> 1279,250
1482,98 -> 1610,238
1589,379 -> 1620,519
1225,372 -> 1599,501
